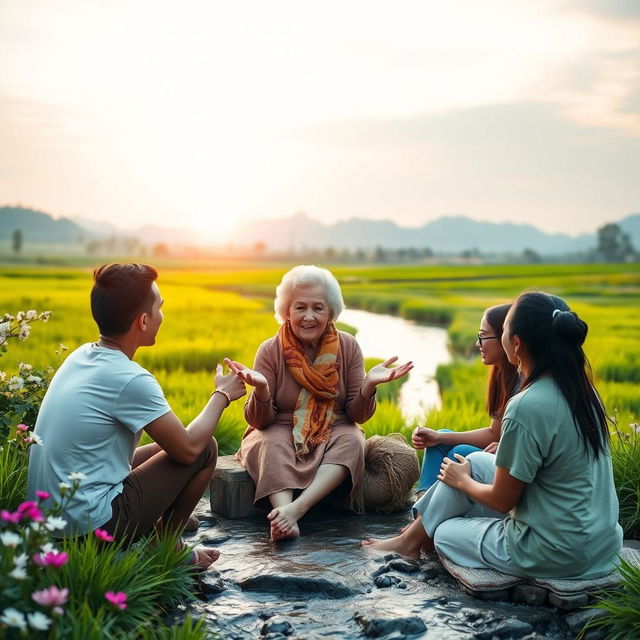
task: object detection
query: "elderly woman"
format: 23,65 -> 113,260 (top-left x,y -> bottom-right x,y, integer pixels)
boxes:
225,265 -> 412,540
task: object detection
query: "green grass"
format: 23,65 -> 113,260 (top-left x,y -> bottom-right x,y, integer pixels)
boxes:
578,558 -> 640,639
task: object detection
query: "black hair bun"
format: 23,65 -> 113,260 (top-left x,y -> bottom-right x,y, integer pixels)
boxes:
552,310 -> 587,346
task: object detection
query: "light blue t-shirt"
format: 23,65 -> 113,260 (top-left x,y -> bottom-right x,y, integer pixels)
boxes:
27,343 -> 171,536
496,377 -> 623,579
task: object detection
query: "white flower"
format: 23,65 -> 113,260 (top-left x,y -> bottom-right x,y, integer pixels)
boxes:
13,552 -> 28,567
68,471 -> 87,482
18,324 -> 31,340
8,376 -> 24,391
41,311 -> 52,323
0,608 -> 26,630
40,542 -> 57,554
28,431 -> 43,446
26,310 -> 37,320
25,375 -> 43,385
9,567 -> 26,580
630,423 -> 640,434
18,362 -> 32,372
45,516 -> 67,532
0,321 -> 10,336
0,371 -> 5,382
59,481 -> 72,492
27,612 -> 52,631
0,531 -> 21,547
16,311 -> 25,321
30,522 -> 41,532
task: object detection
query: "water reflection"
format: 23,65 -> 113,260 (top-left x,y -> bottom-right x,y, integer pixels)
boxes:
340,308 -> 452,426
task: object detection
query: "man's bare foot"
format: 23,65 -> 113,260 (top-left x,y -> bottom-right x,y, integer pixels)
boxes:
184,514 -> 200,533
188,546 -> 220,570
361,535 -> 421,560
268,503 -> 303,540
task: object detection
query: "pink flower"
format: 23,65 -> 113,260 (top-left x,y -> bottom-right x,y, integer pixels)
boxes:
0,510 -> 21,523
17,501 -> 43,522
94,529 -> 114,542
17,423 -> 29,432
32,586 -> 69,607
35,491 -> 50,500
33,551 -> 69,568
105,591 -> 127,610
24,437 -> 31,444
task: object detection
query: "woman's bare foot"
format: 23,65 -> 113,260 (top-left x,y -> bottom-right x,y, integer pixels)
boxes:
362,535 -> 422,560
270,519 -> 301,541
189,546 -> 220,570
268,503 -> 302,540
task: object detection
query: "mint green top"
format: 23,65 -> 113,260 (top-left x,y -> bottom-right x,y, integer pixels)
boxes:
495,376 -> 622,578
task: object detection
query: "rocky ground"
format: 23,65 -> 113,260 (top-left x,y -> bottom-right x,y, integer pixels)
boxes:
163,500 -> 614,639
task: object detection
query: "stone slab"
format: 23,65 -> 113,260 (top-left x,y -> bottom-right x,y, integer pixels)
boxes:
209,455 -> 261,519
438,546 -> 640,610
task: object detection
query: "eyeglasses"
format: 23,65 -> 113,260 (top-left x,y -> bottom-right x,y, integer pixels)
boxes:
477,333 -> 500,346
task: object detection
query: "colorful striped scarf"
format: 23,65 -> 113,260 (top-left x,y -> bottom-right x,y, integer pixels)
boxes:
279,321 -> 340,459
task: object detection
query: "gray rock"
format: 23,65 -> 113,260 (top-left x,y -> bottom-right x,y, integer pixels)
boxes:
260,616 -> 293,636
199,573 -> 225,595
582,630 -> 607,640
372,564 -> 391,578
565,608 -> 609,633
374,574 -> 401,588
239,574 -> 356,598
548,591 -> 589,610
422,567 -> 441,580
354,613 -> 427,637
512,584 -> 547,606
388,558 -> 420,573
492,618 -> 534,638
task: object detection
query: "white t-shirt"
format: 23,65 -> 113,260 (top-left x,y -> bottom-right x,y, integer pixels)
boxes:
27,343 -> 171,536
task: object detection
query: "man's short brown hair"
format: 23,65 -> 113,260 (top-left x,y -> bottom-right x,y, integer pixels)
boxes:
91,263 -> 158,336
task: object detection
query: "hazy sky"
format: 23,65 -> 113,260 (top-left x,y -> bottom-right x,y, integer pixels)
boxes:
1,0 -> 639,239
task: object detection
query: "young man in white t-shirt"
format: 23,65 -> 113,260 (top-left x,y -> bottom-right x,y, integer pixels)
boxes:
28,263 -> 246,569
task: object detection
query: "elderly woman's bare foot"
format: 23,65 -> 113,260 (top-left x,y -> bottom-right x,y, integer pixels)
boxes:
268,504 -> 302,540
361,535 -> 421,560
188,546 -> 220,570
270,519 -> 301,541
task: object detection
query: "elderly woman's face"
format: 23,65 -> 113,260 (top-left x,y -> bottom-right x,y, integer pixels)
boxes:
287,285 -> 331,348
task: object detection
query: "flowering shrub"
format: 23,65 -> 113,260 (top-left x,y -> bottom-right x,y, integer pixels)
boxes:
0,310 -> 63,441
0,474 -> 84,637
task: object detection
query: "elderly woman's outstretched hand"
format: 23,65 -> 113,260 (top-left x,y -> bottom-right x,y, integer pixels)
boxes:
362,356 -> 413,396
223,358 -> 271,403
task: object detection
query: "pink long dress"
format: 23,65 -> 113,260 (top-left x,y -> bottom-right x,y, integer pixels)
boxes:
237,330 -> 376,511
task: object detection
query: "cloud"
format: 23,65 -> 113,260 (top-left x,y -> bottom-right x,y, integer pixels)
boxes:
294,101 -> 640,233
564,0 -> 640,20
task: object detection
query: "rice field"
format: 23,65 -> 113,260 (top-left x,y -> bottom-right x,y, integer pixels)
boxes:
1,262 -> 639,451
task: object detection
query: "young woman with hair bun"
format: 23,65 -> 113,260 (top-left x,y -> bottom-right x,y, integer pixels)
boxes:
364,292 -> 622,580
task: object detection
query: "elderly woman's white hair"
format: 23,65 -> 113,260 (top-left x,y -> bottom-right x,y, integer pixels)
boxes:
274,265 -> 344,324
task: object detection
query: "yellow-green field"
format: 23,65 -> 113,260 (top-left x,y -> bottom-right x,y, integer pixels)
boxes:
1,262 -> 639,451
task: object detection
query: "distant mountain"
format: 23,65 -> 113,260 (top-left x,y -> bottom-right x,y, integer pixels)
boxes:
0,206 -> 86,243
226,211 -> 599,254
71,216 -> 121,238
3,205 -> 639,255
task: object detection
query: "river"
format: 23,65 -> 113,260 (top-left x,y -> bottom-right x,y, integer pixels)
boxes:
339,308 -> 452,426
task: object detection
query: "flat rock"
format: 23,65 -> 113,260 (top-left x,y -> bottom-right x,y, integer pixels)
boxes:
260,616 -> 293,636
388,558 -> 420,573
199,573 -> 225,595
239,574 -> 357,598
493,619 -> 534,638
354,613 -> 427,637
512,585 -> 547,606
564,608 -> 609,633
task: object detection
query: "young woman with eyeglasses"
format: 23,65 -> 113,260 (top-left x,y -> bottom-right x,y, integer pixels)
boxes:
411,304 -> 519,497
364,292 -> 622,581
